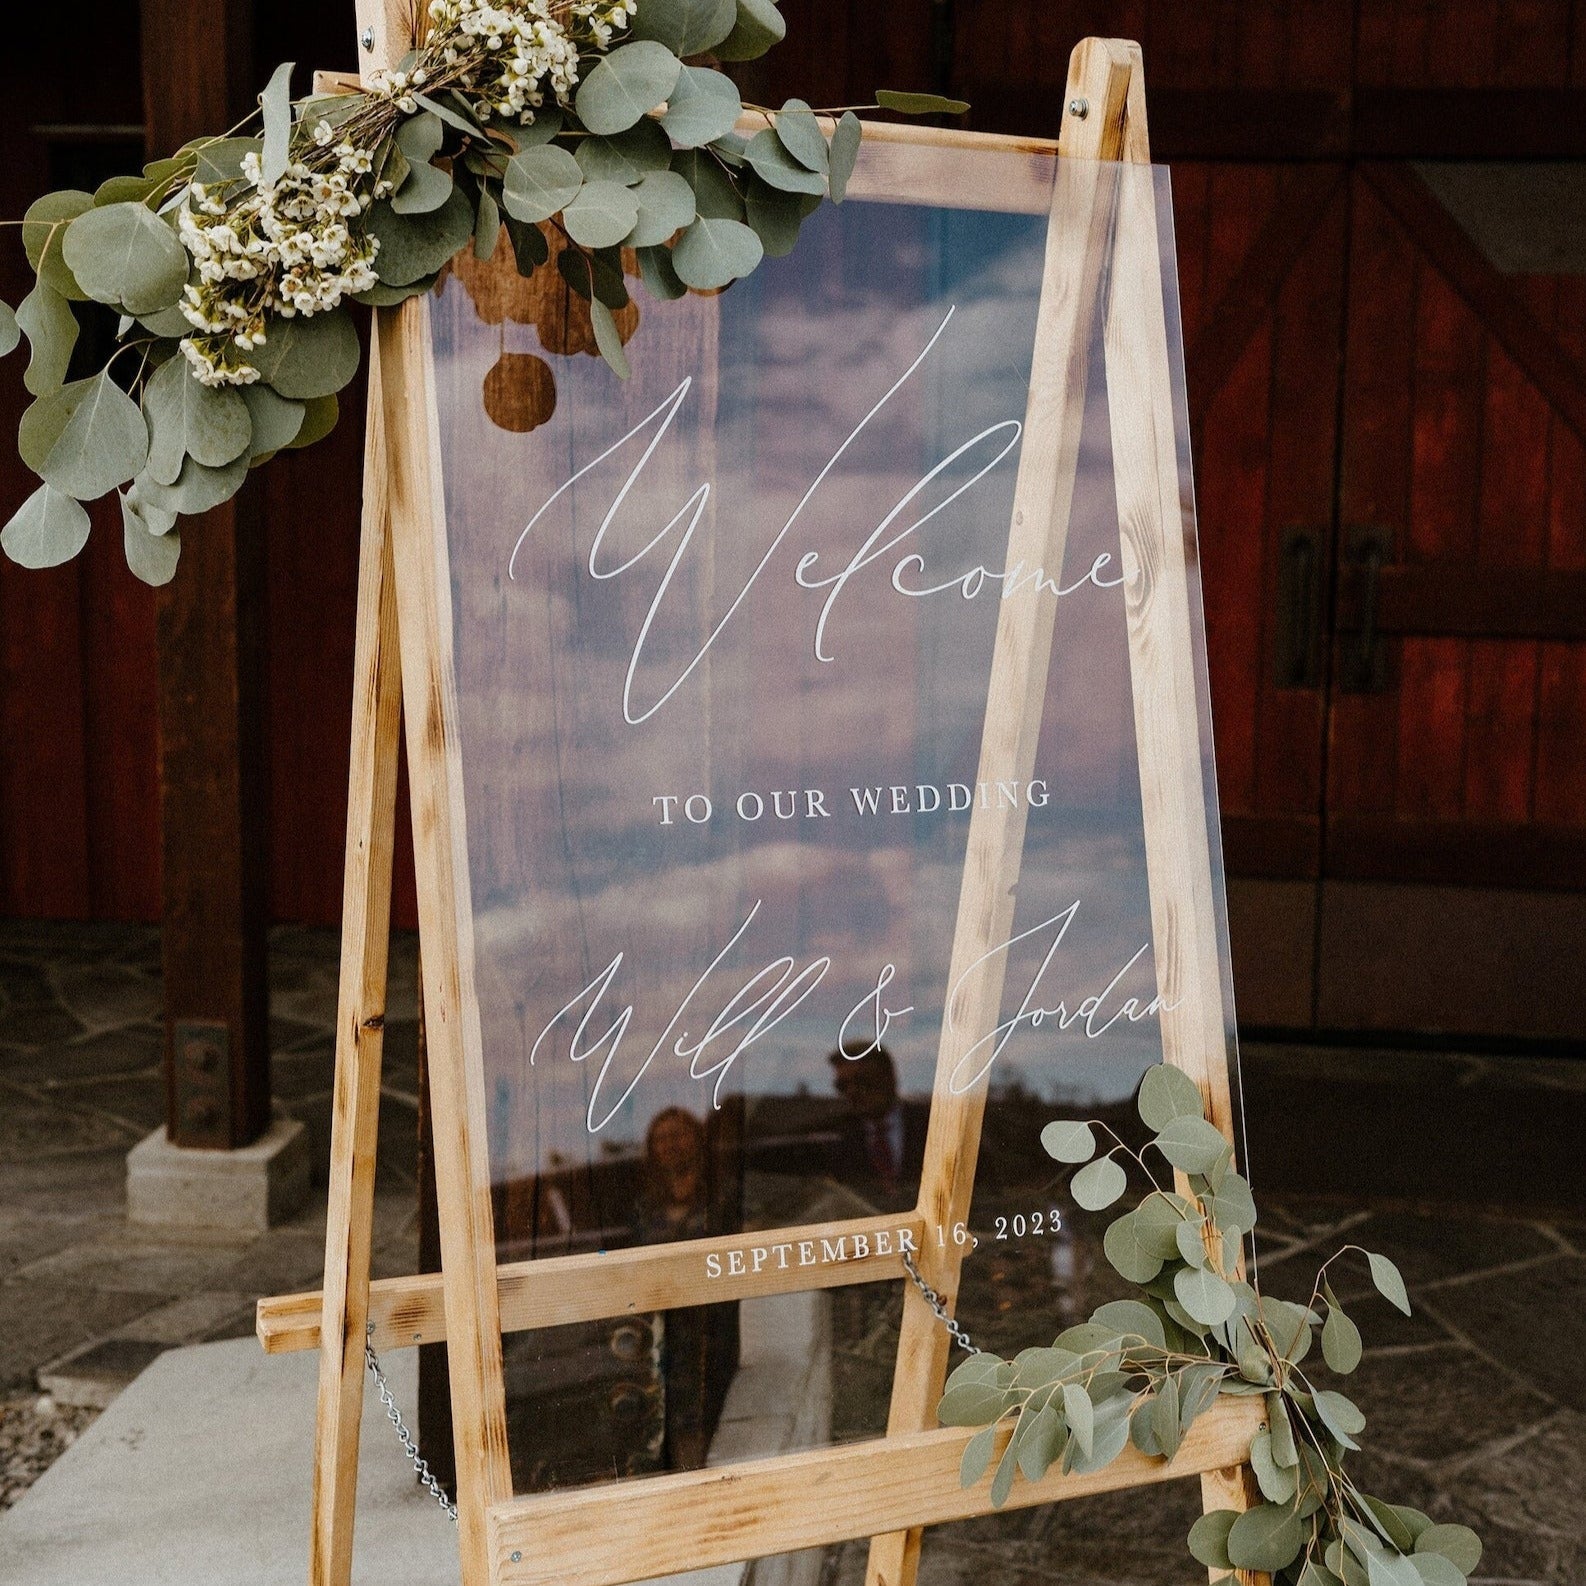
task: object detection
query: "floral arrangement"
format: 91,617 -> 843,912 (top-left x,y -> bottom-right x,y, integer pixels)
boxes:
940,1063 -> 1484,1586
0,0 -> 961,584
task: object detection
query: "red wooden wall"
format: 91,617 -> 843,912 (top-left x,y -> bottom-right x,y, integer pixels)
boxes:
3,3 -> 1583,1043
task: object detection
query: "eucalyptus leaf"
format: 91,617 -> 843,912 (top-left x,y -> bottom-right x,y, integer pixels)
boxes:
1299,1563 -> 1348,1586
557,247 -> 629,308
249,309 -> 360,400
563,180 -> 640,249
1129,1401 -> 1158,1455
671,216 -> 762,289
512,106 -> 564,145
1266,1392 -> 1299,1467
829,111 -> 861,202
1015,1403 -> 1064,1481
875,89 -> 971,115
576,41 -> 682,137
474,185 -> 501,261
0,301 -> 17,359
501,144 -> 584,225
744,178 -> 817,257
241,383 -> 304,458
1368,1252 -> 1413,1316
637,243 -> 687,301
124,481 -> 177,536
627,170 -> 696,246
630,0 -> 737,55
671,147 -> 746,220
1313,1388 -> 1366,1450
95,174 -> 158,207
17,284 -> 79,397
413,91 -> 484,138
1174,1218 -> 1209,1269
144,356 -> 251,481
133,450 -> 248,516
391,154 -> 454,214
1102,1213 -> 1164,1285
1089,1298 -> 1166,1351
1150,1371 -> 1181,1459
989,1441 -> 1016,1508
1059,1383 -> 1093,1458
959,1423 -> 997,1488
1040,1120 -> 1096,1164
1407,1555 -> 1464,1586
1227,1503 -> 1305,1573
286,393 -> 338,450
259,60 -> 295,186
367,185 -> 475,284
2,483 -> 92,568
351,278 -> 433,307
63,202 -> 189,315
1153,1115 -> 1232,1175
1138,1063 -> 1206,1131
139,303 -> 193,338
504,216 -> 551,273
1188,1510 -> 1237,1571
1069,1393 -> 1130,1474
661,65 -> 743,148
1207,1174 -> 1258,1236
589,297 -> 631,381
121,492 -> 181,586
192,136 -> 264,185
23,191 -> 94,300
744,128 -> 825,194
576,121 -> 673,185
1069,1154 -> 1127,1211
1365,1551 -> 1422,1586
1322,1297 -> 1363,1375
1414,1525 -> 1481,1575
1174,1265 -> 1236,1326
774,98 -> 829,173
1249,1428 -> 1297,1503
714,0 -> 786,61
20,372 -> 149,500
937,1380 -> 1010,1427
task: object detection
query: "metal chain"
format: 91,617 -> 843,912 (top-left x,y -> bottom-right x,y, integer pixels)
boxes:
901,1248 -> 980,1355
366,1325 -> 459,1523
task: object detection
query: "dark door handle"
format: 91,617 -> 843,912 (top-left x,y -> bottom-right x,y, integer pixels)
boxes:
1274,527 -> 1323,689
1339,525 -> 1395,694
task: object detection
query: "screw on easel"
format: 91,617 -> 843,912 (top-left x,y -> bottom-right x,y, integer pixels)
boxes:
1068,97 -> 1089,118
511,1552 -> 522,1563
361,25 -> 375,50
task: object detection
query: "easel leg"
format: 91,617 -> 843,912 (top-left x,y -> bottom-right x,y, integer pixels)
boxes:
309,341 -> 406,1586
863,39 -> 1145,1586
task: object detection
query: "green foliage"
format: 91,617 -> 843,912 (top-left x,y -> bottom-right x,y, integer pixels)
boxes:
952,1061 -> 1485,1586
1,0 -> 963,586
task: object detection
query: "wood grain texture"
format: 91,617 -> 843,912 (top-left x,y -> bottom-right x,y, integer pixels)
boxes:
355,3 -> 511,1576
261,1210 -> 926,1354
1097,68 -> 1266,1586
865,39 -> 1158,1586
305,341 -> 405,1586
490,1397 -> 1266,1586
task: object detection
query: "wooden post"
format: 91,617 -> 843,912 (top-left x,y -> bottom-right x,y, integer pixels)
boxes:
141,0 -> 271,1151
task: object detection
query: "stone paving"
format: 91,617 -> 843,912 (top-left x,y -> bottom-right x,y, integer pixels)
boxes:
0,919 -> 422,1509
2,918 -> 1584,1585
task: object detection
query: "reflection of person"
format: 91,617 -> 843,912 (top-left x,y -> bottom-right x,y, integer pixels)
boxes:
828,1042 -> 928,1208
636,1106 -> 709,1243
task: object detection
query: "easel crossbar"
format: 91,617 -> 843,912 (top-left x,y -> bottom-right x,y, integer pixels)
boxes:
259,1210 -> 923,1354
488,1397 -> 1264,1586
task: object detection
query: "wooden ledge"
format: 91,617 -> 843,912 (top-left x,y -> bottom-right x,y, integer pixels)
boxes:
487,1395 -> 1266,1586
258,1209 -> 925,1353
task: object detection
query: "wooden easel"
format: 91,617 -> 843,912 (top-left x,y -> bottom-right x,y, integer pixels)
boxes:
257,12 -> 1267,1586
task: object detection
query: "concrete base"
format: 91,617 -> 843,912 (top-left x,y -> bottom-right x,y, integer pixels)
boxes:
0,1293 -> 832,1586
126,1113 -> 310,1233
